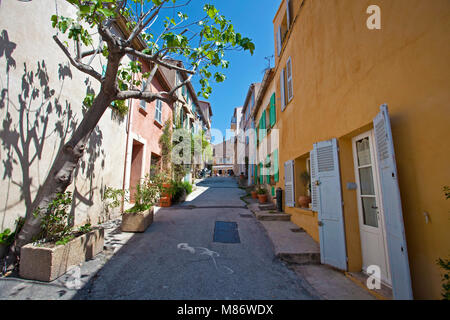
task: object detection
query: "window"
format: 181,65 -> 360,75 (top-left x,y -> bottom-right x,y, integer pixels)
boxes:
286,0 -> 292,30
280,57 -> 293,111
286,57 -> 293,102
155,99 -> 162,124
280,68 -> 286,111
276,0 -> 293,56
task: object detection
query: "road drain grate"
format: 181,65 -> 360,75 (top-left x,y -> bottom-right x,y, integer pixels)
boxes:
213,221 -> 240,244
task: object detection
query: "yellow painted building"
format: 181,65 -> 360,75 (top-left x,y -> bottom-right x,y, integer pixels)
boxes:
255,0 -> 450,299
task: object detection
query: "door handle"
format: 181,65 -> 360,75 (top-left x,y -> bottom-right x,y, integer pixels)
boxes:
318,221 -> 324,227
371,205 -> 378,209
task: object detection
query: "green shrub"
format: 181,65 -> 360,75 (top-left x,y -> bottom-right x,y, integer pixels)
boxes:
0,229 -> 14,246
125,175 -> 159,213
169,180 -> 185,203
78,223 -> 92,234
437,258 -> 450,300
182,181 -> 193,195
257,187 -> 266,195
103,187 -> 126,210
33,192 -> 73,244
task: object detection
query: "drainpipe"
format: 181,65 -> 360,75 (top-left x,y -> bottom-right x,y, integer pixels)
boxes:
121,59 -> 136,213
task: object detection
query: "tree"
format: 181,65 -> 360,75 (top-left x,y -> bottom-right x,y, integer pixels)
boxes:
5,0 -> 254,268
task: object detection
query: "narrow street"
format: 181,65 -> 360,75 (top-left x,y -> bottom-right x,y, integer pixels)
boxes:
71,177 -> 317,300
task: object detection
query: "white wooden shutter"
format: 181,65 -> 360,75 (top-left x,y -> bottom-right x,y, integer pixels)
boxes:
373,104 -> 413,300
280,68 -> 286,111
286,0 -> 291,30
284,160 -> 295,207
276,26 -> 282,56
315,138 -> 347,270
286,57 -> 293,102
310,149 -> 319,212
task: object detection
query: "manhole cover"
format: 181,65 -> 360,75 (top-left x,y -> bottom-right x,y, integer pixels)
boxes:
213,221 -> 240,243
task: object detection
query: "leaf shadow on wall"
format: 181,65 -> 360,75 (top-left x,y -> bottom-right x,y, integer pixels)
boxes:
0,29 -> 105,230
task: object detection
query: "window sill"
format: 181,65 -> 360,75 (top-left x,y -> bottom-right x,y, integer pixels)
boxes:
292,207 -> 316,216
138,107 -> 148,116
154,120 -> 163,128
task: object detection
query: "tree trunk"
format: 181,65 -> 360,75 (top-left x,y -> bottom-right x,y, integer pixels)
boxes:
6,91 -> 113,265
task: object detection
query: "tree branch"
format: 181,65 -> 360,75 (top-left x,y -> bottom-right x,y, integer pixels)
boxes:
122,47 -> 195,75
126,2 -> 166,45
53,35 -> 102,82
115,90 -> 174,105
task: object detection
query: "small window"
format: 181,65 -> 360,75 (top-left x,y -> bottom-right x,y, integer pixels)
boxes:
155,99 -> 162,124
286,57 -> 293,102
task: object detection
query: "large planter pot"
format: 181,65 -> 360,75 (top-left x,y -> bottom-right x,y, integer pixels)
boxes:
121,208 -> 154,232
298,195 -> 311,208
251,191 -> 258,199
159,196 -> 172,207
258,194 -> 268,204
162,183 -> 172,199
19,228 -> 104,282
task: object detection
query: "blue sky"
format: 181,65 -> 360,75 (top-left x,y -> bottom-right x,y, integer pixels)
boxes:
159,0 -> 281,139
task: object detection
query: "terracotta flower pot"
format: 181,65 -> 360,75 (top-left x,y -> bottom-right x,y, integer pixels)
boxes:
258,194 -> 267,204
162,183 -> 172,199
159,196 -> 172,207
298,195 -> 311,208
251,191 -> 258,199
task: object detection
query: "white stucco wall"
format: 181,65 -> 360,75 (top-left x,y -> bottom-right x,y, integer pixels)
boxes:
0,0 -> 127,231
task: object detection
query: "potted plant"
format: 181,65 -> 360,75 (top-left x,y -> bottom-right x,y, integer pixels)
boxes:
298,171 -> 311,208
250,185 -> 258,199
160,181 -> 172,207
270,175 -> 275,185
257,187 -> 268,204
19,192 -> 104,282
121,175 -> 158,232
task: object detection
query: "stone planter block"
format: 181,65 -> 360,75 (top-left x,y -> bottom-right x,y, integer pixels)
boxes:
121,208 -> 154,232
19,228 -> 105,282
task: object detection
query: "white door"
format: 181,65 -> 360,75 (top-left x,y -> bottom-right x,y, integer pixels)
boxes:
314,138 -> 347,270
352,131 -> 391,285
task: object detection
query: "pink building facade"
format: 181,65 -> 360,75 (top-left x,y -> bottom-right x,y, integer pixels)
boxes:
123,64 -> 173,202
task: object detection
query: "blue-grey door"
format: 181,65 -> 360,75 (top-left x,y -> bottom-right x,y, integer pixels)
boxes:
314,138 -> 347,270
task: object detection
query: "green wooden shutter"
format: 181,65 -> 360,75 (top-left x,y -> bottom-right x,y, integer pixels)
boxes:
261,110 -> 267,140
266,154 -> 271,183
274,149 -> 279,182
270,93 -> 276,127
